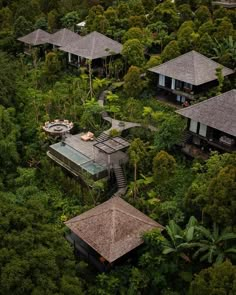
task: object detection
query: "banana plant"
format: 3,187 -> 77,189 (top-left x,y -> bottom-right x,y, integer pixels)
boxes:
162,216 -> 198,262
192,223 -> 236,265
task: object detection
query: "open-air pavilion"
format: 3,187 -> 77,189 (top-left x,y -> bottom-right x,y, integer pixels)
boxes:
17,29 -> 51,54
59,31 -> 122,68
65,196 -> 163,271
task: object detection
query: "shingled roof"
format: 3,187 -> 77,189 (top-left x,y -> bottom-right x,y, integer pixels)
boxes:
149,50 -> 234,86
176,90 -> 236,137
65,197 -> 163,263
59,31 -> 122,60
50,28 -> 81,47
17,29 -> 51,46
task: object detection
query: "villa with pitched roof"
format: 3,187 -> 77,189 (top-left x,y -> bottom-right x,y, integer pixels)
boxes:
176,90 -> 236,158
149,51 -> 234,106
59,31 -> 123,67
65,196 -> 163,271
18,29 -> 122,72
17,29 -> 51,54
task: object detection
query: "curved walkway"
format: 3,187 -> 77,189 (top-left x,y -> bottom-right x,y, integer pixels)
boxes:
98,90 -> 157,133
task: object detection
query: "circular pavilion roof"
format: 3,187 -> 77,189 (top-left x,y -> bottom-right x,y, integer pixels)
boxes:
43,119 -> 73,136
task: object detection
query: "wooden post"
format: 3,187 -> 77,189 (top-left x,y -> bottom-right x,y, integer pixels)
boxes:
88,59 -> 93,98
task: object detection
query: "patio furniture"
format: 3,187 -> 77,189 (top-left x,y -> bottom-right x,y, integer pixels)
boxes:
81,131 -> 94,141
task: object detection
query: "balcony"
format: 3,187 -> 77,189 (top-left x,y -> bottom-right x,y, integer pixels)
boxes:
157,84 -> 196,100
187,131 -> 236,153
172,88 -> 195,100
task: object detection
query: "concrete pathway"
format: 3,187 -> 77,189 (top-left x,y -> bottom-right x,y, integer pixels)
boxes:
98,89 -> 157,133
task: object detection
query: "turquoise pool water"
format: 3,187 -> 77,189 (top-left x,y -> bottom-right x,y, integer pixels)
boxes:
51,142 -> 106,175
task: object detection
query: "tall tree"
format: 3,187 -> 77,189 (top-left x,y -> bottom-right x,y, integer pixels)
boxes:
0,52 -> 18,107
161,41 -> 181,62
123,66 -> 145,98
122,38 -> 145,67
128,138 -> 148,198
153,150 -> 176,184
186,153 -> 236,226
189,260 -> 236,295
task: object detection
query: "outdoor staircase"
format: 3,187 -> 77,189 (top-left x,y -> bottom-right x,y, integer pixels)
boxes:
96,132 -> 110,142
113,166 -> 127,189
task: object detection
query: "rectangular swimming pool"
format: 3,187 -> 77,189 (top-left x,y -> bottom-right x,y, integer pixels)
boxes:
49,142 -> 106,176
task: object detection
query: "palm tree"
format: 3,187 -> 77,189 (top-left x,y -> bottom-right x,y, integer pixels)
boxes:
192,224 -> 236,264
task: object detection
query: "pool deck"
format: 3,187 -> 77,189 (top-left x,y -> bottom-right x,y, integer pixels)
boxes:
65,133 -> 95,159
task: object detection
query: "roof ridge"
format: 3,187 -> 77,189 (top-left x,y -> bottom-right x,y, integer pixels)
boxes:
149,50 -> 233,73
115,208 -> 163,228
176,89 -> 236,114
193,50 -> 233,71
149,50 -> 194,71
35,29 -> 40,44
192,51 -> 198,85
66,208 -> 112,224
62,28 -> 66,43
90,32 -> 96,59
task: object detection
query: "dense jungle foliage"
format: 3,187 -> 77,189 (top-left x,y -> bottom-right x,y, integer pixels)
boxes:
0,0 -> 235,294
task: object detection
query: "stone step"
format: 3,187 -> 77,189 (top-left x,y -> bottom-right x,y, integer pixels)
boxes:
114,166 -> 127,189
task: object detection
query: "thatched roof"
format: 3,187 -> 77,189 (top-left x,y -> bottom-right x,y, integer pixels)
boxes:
17,29 -> 51,46
65,197 -> 163,263
176,90 -> 236,136
50,28 -> 81,47
149,50 -> 234,86
59,31 -> 122,60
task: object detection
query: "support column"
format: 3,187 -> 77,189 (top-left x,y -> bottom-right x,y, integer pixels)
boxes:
171,78 -> 175,90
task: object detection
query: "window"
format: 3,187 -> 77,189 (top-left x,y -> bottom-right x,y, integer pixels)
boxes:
176,95 -> 186,102
171,78 -> 175,90
176,80 -> 182,89
189,119 -> 198,133
184,82 -> 192,90
199,123 -> 207,137
159,74 -> 165,86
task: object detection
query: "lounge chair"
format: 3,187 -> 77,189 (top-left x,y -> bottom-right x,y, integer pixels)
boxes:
81,131 -> 94,141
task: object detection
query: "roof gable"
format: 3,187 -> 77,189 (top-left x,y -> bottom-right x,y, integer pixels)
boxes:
149,51 -> 234,86
176,90 -> 236,136
65,197 -> 163,262
59,31 -> 122,60
17,29 -> 51,46
50,28 -> 81,47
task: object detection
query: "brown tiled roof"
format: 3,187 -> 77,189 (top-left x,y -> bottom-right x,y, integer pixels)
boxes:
59,31 -> 122,60
149,50 -> 234,86
50,28 -> 81,47
65,197 -> 163,262
17,29 -> 51,46
176,90 -> 236,136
